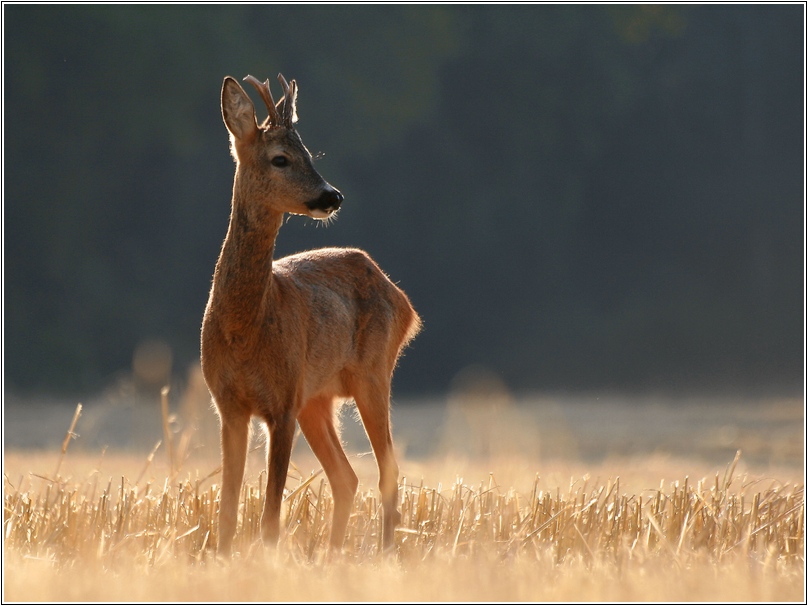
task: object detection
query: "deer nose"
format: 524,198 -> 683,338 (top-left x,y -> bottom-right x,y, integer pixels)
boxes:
308,188 -> 343,214
326,189 -> 344,208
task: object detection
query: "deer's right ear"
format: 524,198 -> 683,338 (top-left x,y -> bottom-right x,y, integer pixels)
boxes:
221,77 -> 258,143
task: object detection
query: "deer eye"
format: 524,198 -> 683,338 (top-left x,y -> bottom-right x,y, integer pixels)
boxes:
270,155 -> 289,168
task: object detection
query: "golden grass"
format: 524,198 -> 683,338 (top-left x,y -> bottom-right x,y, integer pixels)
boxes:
3,400 -> 805,602
4,453 -> 805,601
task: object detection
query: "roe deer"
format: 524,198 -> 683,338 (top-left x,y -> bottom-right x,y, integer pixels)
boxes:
201,73 -> 420,557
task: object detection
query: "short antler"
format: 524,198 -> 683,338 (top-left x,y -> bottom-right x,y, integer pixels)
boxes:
243,75 -> 280,126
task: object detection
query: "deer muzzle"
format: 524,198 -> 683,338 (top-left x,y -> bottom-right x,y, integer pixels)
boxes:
307,188 -> 344,219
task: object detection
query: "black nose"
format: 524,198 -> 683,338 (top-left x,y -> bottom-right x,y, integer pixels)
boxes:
326,189 -> 344,208
309,188 -> 343,213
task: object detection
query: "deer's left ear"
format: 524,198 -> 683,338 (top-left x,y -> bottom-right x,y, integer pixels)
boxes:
278,74 -> 298,127
221,77 -> 259,143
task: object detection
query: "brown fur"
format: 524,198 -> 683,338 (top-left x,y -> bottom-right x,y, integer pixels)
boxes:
201,75 -> 420,556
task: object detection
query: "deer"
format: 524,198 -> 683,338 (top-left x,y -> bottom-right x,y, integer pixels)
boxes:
200,72 -> 420,558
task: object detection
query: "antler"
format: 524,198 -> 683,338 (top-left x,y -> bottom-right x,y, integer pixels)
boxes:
277,73 -> 298,127
243,75 -> 280,126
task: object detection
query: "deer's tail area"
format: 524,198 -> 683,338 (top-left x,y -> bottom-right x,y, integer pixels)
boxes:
393,285 -> 422,362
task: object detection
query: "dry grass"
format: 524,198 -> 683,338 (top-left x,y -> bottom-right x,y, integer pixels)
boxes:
3,399 -> 805,602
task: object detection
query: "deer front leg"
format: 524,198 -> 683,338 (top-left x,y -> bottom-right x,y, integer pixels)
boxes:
260,413 -> 296,546
218,413 -> 250,557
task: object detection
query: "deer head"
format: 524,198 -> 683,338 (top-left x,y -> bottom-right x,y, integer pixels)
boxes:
221,74 -> 343,220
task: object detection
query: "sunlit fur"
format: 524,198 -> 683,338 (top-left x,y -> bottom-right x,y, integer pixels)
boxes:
201,76 -> 420,557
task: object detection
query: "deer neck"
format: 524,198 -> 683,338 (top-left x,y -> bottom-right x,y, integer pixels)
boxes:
211,175 -> 283,337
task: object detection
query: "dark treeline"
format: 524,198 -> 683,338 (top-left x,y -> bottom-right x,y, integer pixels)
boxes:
4,5 -> 803,396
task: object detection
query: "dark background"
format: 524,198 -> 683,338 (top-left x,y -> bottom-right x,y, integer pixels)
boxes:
4,5 -> 804,397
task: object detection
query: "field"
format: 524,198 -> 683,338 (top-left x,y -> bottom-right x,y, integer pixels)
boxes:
3,382 -> 805,602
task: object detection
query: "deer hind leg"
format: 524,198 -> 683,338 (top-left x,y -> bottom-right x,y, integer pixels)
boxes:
260,412 -> 296,546
297,396 -> 359,551
217,411 -> 250,557
352,378 -> 401,552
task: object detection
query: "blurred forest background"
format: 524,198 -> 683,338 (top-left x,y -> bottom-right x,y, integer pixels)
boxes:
4,5 -> 804,398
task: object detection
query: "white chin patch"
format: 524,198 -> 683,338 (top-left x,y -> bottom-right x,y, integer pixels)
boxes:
310,209 -> 331,220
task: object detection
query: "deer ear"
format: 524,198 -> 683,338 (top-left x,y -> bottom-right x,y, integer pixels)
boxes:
283,79 -> 298,126
277,74 -> 298,126
221,77 -> 258,143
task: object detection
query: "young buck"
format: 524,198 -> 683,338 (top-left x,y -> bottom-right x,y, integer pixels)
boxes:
201,73 -> 420,556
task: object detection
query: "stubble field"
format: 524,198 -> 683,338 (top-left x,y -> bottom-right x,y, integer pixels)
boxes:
3,384 -> 804,602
